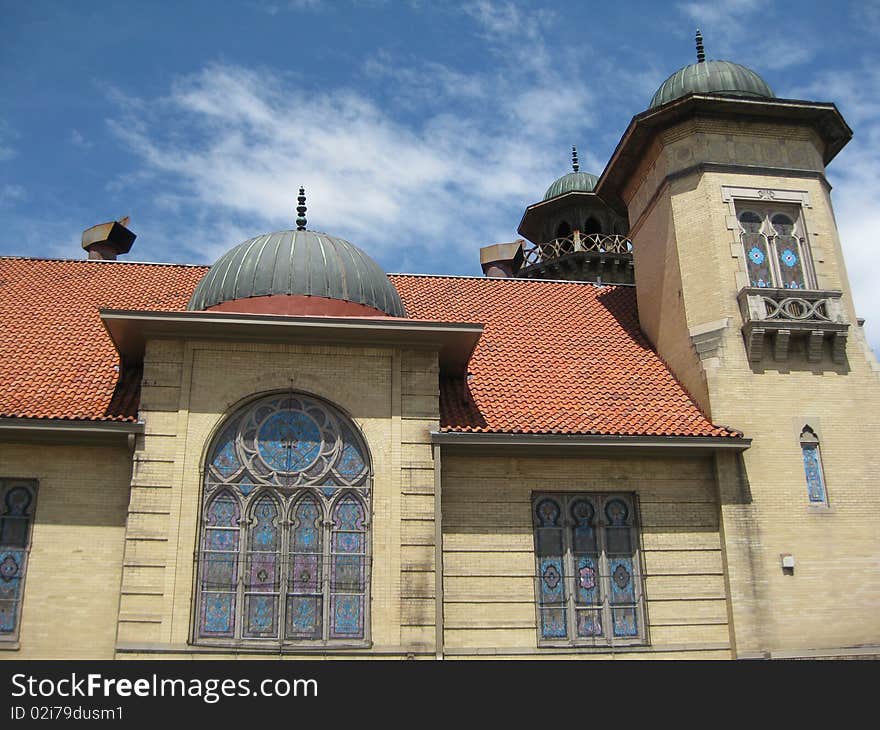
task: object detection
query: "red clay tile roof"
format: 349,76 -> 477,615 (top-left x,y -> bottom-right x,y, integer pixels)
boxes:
390,274 -> 735,437
0,258 -> 208,422
0,258 -> 733,437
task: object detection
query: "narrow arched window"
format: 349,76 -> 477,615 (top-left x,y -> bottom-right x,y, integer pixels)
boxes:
771,213 -> 806,289
0,480 -> 37,643
739,210 -> 771,288
800,426 -> 828,504
195,393 -> 371,648
555,221 -> 571,239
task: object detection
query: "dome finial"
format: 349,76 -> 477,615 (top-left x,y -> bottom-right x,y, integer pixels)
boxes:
571,145 -> 579,172
695,29 -> 706,63
295,187 -> 307,230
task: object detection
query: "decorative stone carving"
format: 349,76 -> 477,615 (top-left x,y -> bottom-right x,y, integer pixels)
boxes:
737,287 -> 849,365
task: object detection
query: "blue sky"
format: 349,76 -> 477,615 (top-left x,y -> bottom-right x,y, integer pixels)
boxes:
3,0 -> 880,348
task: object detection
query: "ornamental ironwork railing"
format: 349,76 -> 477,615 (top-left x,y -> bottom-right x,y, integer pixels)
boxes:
736,287 -> 849,363
522,232 -> 633,267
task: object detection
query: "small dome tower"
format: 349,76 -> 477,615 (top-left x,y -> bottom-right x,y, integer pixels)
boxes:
510,146 -> 633,284
188,189 -> 406,317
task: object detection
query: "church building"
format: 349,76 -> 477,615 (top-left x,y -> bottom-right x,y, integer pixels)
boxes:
1,34 -> 878,659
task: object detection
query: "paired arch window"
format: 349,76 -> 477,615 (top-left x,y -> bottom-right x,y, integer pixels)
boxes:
800,426 -> 828,505
738,205 -> 816,289
0,479 -> 36,643
195,393 -> 371,648
531,493 -> 646,647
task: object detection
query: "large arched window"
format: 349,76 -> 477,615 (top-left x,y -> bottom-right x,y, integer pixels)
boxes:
195,392 -> 371,648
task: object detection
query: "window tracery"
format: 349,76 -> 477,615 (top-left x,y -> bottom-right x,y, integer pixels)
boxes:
195,393 -> 371,647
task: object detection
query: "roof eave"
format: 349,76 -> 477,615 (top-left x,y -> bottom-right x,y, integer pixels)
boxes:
100,309 -> 483,376
0,417 -> 143,446
596,94 -> 853,215
431,431 -> 750,452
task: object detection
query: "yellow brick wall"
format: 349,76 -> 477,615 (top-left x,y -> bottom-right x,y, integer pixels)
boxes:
624,114 -> 880,656
441,452 -> 732,659
0,443 -> 132,659
116,337 -> 439,658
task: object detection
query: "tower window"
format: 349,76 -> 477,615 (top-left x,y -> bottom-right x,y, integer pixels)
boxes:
584,217 -> 601,235
737,205 -> 816,289
531,493 -> 647,647
800,426 -> 828,505
555,221 -> 571,239
0,479 -> 37,643
195,392 -> 371,648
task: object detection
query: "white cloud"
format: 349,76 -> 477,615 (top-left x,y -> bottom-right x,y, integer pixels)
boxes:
0,120 -> 17,161
107,2 -> 605,272
676,0 -> 813,72
0,184 -> 26,206
784,65 -> 880,353
70,129 -> 93,149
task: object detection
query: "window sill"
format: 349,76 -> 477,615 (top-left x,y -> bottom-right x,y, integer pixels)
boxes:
737,287 -> 849,364
188,640 -> 373,654
0,641 -> 21,651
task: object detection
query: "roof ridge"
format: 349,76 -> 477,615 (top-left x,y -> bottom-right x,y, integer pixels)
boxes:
0,255 -> 210,269
388,272 -> 631,287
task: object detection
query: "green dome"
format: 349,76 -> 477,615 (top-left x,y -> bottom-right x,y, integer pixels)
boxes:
543,171 -> 599,201
649,59 -> 774,109
187,229 -> 406,317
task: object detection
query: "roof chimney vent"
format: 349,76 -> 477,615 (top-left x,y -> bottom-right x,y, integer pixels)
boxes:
82,217 -> 136,260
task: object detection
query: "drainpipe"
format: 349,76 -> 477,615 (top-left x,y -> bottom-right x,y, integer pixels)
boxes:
433,442 -> 444,660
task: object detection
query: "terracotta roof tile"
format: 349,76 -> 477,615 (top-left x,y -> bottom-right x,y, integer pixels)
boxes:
0,258 -> 207,422
390,274 -> 735,438
0,258 -> 735,438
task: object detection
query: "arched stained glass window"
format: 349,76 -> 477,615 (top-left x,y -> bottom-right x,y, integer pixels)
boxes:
772,213 -> 806,289
800,426 -> 828,505
195,393 -> 371,648
739,210 -> 772,288
0,480 -> 37,643
531,493 -> 646,647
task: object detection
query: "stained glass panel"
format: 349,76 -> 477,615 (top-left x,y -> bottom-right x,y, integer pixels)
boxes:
0,482 -> 35,642
772,214 -> 806,289
576,609 -> 603,638
329,595 -> 363,637
200,492 -> 240,637
802,443 -> 827,503
201,593 -> 235,636
540,608 -> 568,639
286,596 -> 322,639
0,550 -> 23,634
740,212 -> 773,287
612,608 -> 639,637
330,496 -> 366,638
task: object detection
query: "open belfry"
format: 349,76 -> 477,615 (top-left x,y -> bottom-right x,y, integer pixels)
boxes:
1,32 -> 878,659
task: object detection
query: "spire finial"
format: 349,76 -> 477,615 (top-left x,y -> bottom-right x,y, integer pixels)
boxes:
295,187 -> 307,230
695,29 -> 706,63
571,145 -> 579,172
